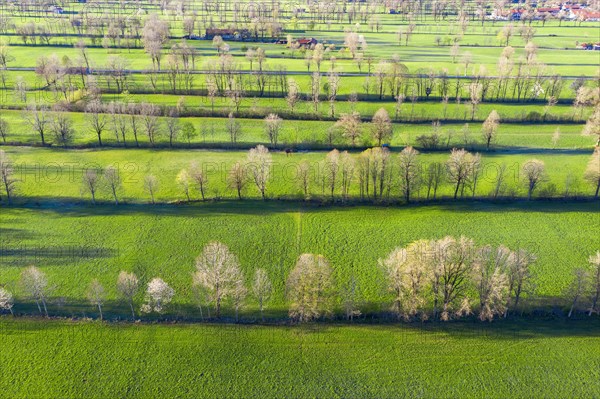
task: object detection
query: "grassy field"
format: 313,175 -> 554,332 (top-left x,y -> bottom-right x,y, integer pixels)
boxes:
3,147 -> 597,203
0,107 -> 594,148
0,318 -> 599,398
0,202 -> 597,318
1,4 -> 599,397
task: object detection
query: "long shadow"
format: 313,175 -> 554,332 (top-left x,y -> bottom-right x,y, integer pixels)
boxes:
1,198 -> 599,218
4,299 -> 600,340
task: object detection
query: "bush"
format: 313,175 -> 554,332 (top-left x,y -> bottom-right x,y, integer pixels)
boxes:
416,133 -> 441,149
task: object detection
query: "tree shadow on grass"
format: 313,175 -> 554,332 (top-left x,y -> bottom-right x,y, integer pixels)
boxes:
2,197 -> 598,217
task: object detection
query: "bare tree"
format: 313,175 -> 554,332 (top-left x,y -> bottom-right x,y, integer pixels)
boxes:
287,254 -> 334,322
20,266 -> 49,317
0,150 -> 18,203
264,114 -> 282,146
446,148 -> 477,199
425,162 -> 444,200
473,246 -> 510,321
165,112 -> 180,147
247,145 -> 272,200
143,174 -> 159,204
371,108 -> 393,146
82,169 -> 100,204
468,83 -> 482,121
85,100 -> 107,146
193,241 -> 244,318
190,162 -> 208,201
116,271 -> 139,319
142,14 -> 170,70
522,159 -> 546,200
335,112 -> 362,145
141,278 -> 174,314
341,276 -> 362,321
0,117 -> 8,143
286,79 -> 301,114
567,268 -> 589,318
140,103 -> 161,146
252,269 -> 272,322
505,249 -> 536,316
381,241 -> 430,320
51,113 -> 75,147
582,106 -> 600,146
86,279 -> 105,320
226,113 -> 242,144
102,166 -> 122,205
324,149 -> 340,199
228,161 -> 247,200
297,160 -> 311,200
434,236 -> 475,321
584,149 -> 600,199
398,146 -> 420,203
23,103 -> 49,145
586,251 -> 600,316
482,110 -> 500,150
0,287 -> 14,316
176,169 -> 191,202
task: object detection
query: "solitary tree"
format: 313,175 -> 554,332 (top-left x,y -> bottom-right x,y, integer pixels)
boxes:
371,108 -> 392,146
482,110 -> 500,150
86,279 -> 105,320
20,266 -> 49,317
287,254 -> 334,322
247,145 -> 271,200
116,271 -> 139,319
141,278 -> 174,314
522,159 -> 546,199
193,241 -> 245,318
252,269 -> 272,321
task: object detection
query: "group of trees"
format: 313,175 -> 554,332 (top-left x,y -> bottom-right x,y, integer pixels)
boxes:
1,146 -> 599,205
2,245 -> 599,322
9,102 -> 599,150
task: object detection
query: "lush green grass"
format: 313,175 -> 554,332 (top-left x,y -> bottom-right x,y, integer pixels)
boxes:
3,147 -> 596,203
0,318 -> 599,398
0,106 -> 593,148
0,202 -> 597,318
